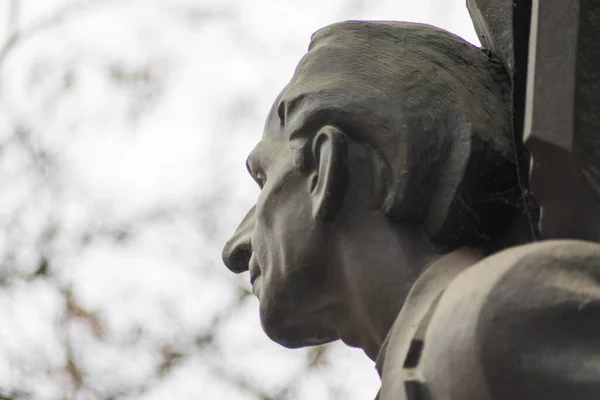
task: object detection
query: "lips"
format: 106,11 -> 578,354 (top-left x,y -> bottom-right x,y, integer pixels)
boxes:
249,254 -> 261,285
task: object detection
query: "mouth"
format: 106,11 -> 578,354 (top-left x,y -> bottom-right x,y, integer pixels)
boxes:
249,254 -> 261,285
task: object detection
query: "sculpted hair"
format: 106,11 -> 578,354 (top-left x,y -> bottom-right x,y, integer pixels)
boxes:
282,21 -> 522,249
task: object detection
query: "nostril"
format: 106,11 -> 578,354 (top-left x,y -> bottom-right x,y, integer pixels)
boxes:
222,206 -> 256,274
222,242 -> 252,274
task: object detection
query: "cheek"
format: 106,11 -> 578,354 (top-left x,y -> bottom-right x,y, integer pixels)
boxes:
256,166 -> 307,229
273,203 -> 314,250
254,170 -> 316,262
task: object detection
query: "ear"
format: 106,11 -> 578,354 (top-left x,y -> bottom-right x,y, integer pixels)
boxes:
309,125 -> 348,222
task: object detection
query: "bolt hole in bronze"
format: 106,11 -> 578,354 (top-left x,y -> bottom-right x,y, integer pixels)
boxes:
222,1 -> 600,398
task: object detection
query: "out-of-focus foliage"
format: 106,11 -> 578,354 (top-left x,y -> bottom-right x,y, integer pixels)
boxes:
0,1 -> 476,399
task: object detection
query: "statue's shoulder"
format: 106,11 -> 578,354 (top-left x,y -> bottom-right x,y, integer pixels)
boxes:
380,240 -> 600,400
421,240 -> 600,400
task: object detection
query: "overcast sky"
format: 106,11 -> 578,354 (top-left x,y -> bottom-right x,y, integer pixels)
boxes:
0,1 -> 477,399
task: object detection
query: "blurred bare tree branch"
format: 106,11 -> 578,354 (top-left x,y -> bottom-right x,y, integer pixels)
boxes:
1,0 -> 114,69
0,1 -> 384,399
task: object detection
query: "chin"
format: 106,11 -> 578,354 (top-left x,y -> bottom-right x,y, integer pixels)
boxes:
264,327 -> 338,348
273,333 -> 338,349
259,307 -> 339,348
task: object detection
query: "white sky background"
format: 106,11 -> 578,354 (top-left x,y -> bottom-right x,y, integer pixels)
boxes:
0,1 -> 477,399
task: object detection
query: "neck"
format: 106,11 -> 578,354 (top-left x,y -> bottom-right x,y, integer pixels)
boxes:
330,211 -> 439,360
330,210 -> 486,360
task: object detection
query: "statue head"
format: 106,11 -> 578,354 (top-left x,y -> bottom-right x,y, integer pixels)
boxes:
222,21 -> 522,352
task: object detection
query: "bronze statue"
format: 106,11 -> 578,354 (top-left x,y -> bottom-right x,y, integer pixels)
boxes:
221,4 -> 600,399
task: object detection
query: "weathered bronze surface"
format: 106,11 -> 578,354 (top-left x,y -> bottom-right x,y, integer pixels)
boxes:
221,5 -> 600,399
525,0 -> 600,241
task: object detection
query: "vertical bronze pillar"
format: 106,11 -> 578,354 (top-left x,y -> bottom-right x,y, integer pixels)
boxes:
524,0 -> 600,241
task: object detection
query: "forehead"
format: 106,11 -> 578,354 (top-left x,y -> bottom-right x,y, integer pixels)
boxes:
261,94 -> 287,142
257,23 -> 419,163
261,35 -> 400,143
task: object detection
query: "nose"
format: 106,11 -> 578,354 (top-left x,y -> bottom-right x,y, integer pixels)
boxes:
222,206 -> 256,273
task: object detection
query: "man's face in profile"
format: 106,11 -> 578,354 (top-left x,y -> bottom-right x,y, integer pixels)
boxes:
222,20 -> 518,349
222,78 -> 343,347
222,23 -> 419,348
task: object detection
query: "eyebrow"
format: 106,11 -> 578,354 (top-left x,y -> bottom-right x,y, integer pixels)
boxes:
277,93 -> 308,129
